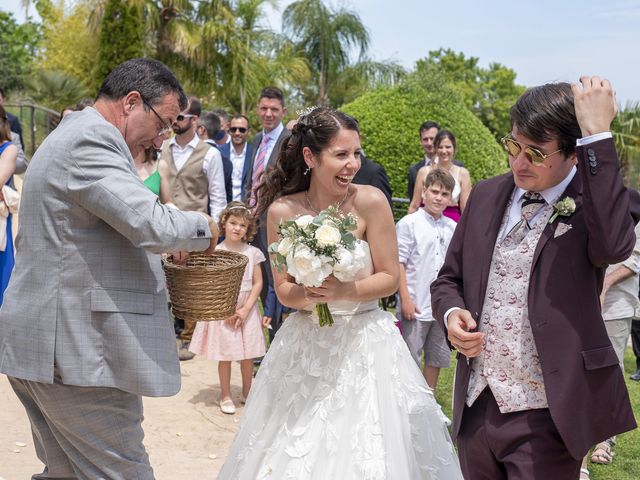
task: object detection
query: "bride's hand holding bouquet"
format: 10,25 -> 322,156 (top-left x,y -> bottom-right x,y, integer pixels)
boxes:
269,206 -> 366,326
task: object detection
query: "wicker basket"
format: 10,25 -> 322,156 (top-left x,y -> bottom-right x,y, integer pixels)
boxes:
162,251 -> 248,321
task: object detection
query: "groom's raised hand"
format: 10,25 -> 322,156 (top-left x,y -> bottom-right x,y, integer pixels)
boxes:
572,75 -> 617,137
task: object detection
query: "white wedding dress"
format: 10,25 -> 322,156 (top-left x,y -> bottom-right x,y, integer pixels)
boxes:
217,242 -> 463,479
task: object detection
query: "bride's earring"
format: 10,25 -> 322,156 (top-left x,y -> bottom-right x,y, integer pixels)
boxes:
303,166 -> 311,176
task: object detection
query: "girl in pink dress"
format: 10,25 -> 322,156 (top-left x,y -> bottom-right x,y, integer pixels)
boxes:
190,201 -> 266,414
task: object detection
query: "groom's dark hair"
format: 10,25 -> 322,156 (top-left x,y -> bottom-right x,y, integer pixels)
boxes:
510,83 -> 581,158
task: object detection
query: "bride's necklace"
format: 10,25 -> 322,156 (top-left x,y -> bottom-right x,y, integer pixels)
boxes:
305,190 -> 349,215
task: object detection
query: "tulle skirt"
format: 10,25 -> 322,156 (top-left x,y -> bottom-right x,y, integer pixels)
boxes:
217,307 -> 462,479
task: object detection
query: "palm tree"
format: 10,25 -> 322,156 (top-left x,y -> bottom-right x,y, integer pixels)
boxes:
23,70 -> 91,111
283,0 -> 369,106
612,102 -> 640,187
194,0 -> 309,114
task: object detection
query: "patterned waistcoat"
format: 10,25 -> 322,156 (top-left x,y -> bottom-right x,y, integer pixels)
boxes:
466,198 -> 555,413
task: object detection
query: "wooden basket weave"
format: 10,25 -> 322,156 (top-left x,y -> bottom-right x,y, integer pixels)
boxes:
162,251 -> 248,321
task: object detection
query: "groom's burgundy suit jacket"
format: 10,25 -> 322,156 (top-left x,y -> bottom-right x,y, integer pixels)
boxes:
432,138 -> 639,460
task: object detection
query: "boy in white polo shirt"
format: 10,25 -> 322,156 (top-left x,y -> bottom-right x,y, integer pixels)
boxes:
396,169 -> 457,391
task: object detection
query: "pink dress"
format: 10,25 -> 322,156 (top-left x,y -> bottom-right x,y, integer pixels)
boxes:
189,243 -> 266,361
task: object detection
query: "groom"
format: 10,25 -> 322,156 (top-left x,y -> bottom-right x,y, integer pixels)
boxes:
431,77 -> 638,479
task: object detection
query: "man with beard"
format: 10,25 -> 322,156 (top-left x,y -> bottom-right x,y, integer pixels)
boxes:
160,95 -> 226,360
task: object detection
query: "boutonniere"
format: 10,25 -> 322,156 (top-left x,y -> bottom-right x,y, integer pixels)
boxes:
549,196 -> 576,223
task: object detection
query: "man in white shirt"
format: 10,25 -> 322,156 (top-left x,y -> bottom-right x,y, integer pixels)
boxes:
216,114 -> 252,202
397,169 -> 457,391
159,95 -> 227,359
159,96 -> 226,222
582,222 -> 640,474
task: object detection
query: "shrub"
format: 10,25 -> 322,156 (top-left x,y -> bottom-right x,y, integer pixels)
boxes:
342,77 -> 507,199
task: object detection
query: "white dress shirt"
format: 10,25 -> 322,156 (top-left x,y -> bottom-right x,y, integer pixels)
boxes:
170,135 -> 227,221
397,209 -> 457,322
230,143 -> 247,201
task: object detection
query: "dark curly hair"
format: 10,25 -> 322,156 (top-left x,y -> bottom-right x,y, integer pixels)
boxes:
255,107 -> 360,218
218,201 -> 258,242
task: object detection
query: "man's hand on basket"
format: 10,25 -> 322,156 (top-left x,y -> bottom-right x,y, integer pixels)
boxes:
199,213 -> 219,255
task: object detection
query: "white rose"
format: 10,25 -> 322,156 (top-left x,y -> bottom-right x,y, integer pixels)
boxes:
277,237 -> 294,256
314,224 -> 341,247
333,242 -> 366,282
286,246 -> 331,287
295,215 -> 314,229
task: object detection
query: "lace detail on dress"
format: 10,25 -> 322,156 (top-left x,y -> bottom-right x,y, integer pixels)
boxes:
217,242 -> 462,479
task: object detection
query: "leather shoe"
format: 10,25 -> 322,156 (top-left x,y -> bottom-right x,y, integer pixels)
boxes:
630,369 -> 640,381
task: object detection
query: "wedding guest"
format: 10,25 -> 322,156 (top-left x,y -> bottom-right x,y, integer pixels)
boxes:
397,169 -> 456,392
0,58 -> 218,479
432,77 -> 639,479
190,202 -> 266,415
579,222 -> 640,478
408,130 -> 471,221
243,87 -> 291,337
0,107 -> 18,305
135,147 -> 161,195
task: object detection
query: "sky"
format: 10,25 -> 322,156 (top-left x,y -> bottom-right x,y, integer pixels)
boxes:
5,0 -> 639,104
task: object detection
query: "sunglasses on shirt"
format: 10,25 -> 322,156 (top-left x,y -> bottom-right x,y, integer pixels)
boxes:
500,136 -> 563,166
229,127 -> 248,133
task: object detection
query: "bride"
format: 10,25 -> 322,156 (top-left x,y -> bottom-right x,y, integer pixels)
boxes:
217,107 -> 462,479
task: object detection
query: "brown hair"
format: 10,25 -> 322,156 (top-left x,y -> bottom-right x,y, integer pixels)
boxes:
0,106 -> 11,143
510,83 -> 581,157
434,129 -> 457,154
219,201 -> 258,242
424,168 -> 455,192
255,107 -> 360,218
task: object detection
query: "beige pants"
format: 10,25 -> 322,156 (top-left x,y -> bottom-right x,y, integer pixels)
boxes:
604,317 -> 633,373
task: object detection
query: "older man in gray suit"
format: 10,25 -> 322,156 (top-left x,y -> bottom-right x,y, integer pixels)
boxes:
0,58 -> 218,479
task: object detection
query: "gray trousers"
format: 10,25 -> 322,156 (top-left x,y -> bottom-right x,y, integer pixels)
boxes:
8,375 -> 154,480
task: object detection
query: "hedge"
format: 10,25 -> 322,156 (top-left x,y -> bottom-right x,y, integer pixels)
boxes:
342,78 -> 508,199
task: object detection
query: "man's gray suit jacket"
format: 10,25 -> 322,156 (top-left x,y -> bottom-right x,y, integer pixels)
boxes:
0,107 -> 211,397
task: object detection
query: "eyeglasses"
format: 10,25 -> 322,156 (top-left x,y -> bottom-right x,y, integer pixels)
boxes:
175,113 -> 196,122
140,95 -> 172,137
229,127 -> 247,133
500,136 -> 563,166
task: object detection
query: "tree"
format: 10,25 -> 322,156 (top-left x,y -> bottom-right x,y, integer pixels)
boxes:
0,10 -> 40,94
95,0 -> 145,86
193,0 -> 309,114
283,0 -> 369,106
415,48 -> 525,139
23,70 -> 91,111
342,76 -> 506,200
36,0 -> 100,92
612,102 -> 640,187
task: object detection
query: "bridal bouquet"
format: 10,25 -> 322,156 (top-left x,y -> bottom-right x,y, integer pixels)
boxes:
269,206 -> 366,326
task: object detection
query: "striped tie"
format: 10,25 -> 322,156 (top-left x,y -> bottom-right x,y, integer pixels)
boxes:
249,134 -> 270,208
503,191 -> 546,245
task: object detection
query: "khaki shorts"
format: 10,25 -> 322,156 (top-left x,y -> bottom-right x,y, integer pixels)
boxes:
400,318 -> 451,368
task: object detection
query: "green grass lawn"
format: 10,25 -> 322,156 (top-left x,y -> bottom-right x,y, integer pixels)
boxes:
434,347 -> 640,480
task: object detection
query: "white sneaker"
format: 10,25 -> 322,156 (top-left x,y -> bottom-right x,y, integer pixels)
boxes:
220,398 -> 236,415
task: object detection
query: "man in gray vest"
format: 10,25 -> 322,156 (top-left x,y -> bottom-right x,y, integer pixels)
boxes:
0,58 -> 219,479
160,95 -> 227,360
